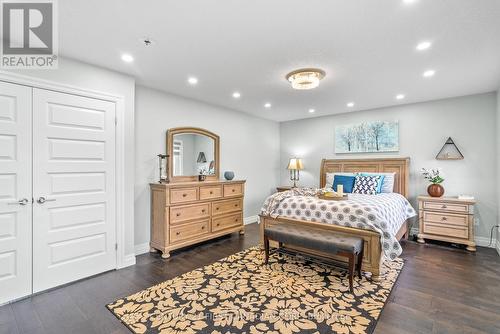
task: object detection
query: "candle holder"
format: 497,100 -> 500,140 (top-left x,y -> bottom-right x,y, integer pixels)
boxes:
157,154 -> 169,183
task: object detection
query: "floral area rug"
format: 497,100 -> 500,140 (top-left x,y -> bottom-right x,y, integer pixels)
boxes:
107,246 -> 403,334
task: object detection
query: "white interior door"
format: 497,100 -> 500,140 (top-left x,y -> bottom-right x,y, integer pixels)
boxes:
0,81 -> 32,304
32,89 -> 116,292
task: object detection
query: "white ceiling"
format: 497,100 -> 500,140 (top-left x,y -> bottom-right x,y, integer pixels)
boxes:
60,0 -> 500,121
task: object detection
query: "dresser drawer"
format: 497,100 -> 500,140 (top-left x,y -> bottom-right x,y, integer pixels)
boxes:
423,212 -> 467,227
423,201 -> 469,214
223,183 -> 243,197
170,203 -> 210,223
170,187 -> 198,204
212,213 -> 243,232
170,220 -> 209,243
199,185 -> 222,200
423,222 -> 468,239
212,198 -> 242,216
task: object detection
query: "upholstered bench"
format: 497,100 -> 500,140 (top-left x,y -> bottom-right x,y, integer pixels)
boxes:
263,224 -> 364,292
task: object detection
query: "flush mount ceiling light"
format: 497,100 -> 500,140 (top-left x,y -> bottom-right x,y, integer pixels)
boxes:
347,102 -> 355,108
396,94 -> 405,100
308,108 -> 316,113
286,68 -> 326,90
232,92 -> 241,99
264,102 -> 272,108
187,77 -> 198,85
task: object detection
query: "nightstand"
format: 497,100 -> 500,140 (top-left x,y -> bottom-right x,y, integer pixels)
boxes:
417,196 -> 476,251
276,186 -> 292,192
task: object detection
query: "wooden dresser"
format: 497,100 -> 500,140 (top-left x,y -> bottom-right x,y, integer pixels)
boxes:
150,180 -> 246,258
417,196 -> 476,251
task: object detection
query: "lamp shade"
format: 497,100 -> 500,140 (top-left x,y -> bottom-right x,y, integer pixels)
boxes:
197,152 -> 207,163
287,158 -> 304,170
436,137 -> 464,160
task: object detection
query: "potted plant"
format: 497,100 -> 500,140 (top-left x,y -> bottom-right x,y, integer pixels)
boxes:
421,168 -> 445,197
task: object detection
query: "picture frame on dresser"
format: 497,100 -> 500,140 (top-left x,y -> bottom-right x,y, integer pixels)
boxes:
150,127 -> 245,259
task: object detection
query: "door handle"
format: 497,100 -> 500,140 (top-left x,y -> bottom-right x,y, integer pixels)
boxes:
8,198 -> 29,205
37,197 -> 56,204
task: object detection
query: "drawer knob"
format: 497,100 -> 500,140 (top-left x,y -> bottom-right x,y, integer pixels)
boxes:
176,232 -> 180,235
202,209 -> 206,213
235,218 -> 239,222
182,194 -> 187,197
216,207 -> 219,210
442,205 -> 447,209
216,223 -> 220,226
201,226 -> 205,230
232,189 -> 235,192
442,217 -> 447,221
176,213 -> 181,217
234,204 -> 238,207
210,191 -> 213,194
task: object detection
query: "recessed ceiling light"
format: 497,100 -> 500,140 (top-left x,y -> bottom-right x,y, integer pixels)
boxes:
308,108 -> 315,113
232,92 -> 241,99
416,41 -> 432,51
121,54 -> 134,63
396,94 -> 405,100
187,77 -> 198,85
264,103 -> 272,108
423,70 -> 436,77
347,102 -> 355,108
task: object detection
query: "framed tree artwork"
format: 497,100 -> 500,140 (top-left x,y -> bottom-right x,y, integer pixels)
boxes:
335,121 -> 399,153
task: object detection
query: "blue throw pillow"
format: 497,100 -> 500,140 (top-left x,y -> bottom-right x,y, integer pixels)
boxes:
333,175 -> 356,193
360,173 -> 385,193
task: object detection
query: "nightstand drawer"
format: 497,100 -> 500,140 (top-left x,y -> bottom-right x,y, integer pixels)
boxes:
423,222 -> 468,239
423,212 -> 467,227
423,201 -> 469,214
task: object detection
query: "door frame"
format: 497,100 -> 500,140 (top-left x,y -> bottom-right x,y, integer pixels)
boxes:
0,71 -> 132,270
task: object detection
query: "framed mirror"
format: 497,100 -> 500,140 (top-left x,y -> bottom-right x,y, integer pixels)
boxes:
166,127 -> 220,182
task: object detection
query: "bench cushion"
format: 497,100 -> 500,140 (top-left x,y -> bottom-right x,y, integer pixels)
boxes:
265,224 -> 363,254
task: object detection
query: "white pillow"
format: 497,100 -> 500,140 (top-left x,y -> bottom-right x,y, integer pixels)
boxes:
325,172 -> 357,188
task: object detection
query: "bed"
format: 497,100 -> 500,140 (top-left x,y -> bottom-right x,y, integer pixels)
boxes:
259,157 -> 413,281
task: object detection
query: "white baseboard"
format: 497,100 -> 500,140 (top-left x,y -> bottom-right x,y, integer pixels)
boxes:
118,253 -> 136,268
134,215 -> 259,256
244,215 -> 259,225
410,227 -> 497,249
135,242 -> 150,256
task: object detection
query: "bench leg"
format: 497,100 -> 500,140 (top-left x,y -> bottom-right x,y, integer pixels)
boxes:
348,253 -> 355,293
356,248 -> 364,279
264,235 -> 270,265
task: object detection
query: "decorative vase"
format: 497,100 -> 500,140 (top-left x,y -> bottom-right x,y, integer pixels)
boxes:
224,171 -> 235,180
427,184 -> 444,197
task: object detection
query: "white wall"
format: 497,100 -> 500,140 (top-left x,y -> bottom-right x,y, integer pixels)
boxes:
134,86 -> 280,247
497,89 -> 500,253
4,58 -> 137,260
280,93 -> 497,240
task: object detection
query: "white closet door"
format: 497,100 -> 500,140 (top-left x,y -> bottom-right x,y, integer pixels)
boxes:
32,89 -> 116,292
0,81 -> 32,304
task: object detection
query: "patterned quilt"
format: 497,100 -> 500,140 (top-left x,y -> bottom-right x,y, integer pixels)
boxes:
260,188 -> 416,260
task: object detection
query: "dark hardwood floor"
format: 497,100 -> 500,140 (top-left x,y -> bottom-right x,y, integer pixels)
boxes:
1,222 -> 499,334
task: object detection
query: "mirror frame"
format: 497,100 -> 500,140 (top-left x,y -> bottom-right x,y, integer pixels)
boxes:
166,127 -> 220,182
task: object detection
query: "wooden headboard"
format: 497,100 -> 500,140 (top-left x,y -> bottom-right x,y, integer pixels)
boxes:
319,157 -> 410,198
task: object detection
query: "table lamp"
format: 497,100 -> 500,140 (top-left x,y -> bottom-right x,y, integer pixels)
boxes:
287,158 -> 304,188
